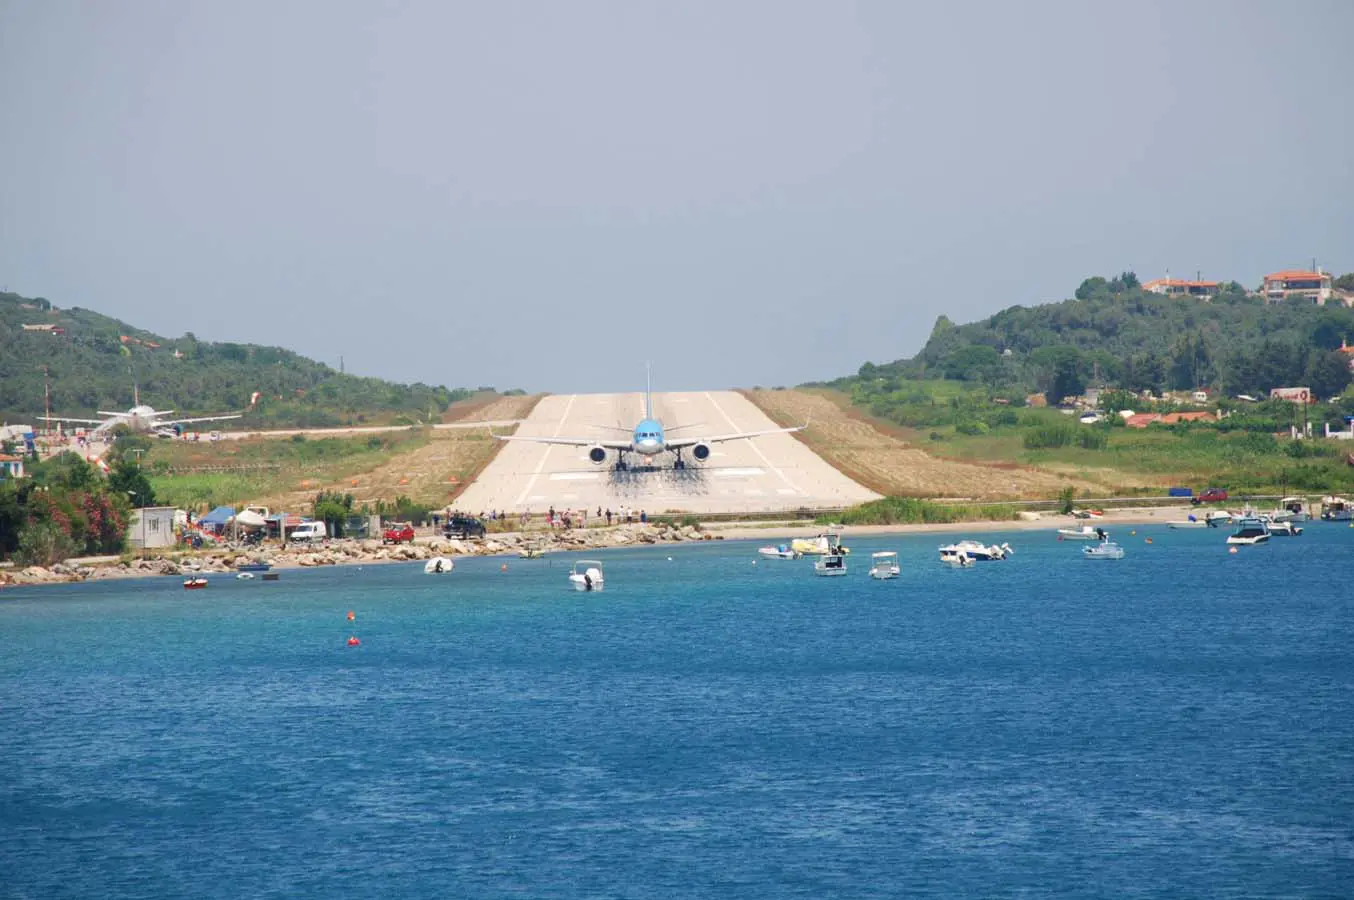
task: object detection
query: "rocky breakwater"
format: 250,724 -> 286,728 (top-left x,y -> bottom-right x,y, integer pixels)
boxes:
0,523 -> 722,587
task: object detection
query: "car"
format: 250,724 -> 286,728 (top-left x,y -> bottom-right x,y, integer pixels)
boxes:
382,522 -> 416,545
1192,488 -> 1229,504
442,515 -> 486,539
289,521 -> 327,542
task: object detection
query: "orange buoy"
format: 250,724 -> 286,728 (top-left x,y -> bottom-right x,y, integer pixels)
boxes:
347,611 -> 355,621
347,636 -> 360,646
1228,547 -> 1238,554
500,563 -> 508,572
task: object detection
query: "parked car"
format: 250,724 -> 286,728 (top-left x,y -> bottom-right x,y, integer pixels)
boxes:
290,521 -> 327,542
382,522 -> 416,545
1192,488 -> 1229,504
442,514 -> 486,539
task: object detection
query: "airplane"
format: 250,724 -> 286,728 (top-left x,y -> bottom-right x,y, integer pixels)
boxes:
491,367 -> 806,470
38,385 -> 245,437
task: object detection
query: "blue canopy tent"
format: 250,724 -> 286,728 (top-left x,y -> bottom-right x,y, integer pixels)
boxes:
199,506 -> 236,534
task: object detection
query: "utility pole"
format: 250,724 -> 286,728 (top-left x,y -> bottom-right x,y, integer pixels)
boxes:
41,366 -> 51,435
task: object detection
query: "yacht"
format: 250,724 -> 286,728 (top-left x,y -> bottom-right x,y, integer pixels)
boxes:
1269,497 -> 1310,523
937,539 -> 1012,562
1226,517 -> 1271,545
1266,520 -> 1303,537
1057,524 -> 1107,541
1320,496 -> 1351,522
792,527 -> 849,556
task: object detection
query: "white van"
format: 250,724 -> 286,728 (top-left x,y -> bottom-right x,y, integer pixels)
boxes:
290,521 -> 327,543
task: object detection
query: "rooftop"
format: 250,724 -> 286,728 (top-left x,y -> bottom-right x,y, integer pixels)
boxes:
1264,270 -> 1330,281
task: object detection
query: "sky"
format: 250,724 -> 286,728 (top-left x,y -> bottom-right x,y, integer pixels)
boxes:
2,1 -> 1352,394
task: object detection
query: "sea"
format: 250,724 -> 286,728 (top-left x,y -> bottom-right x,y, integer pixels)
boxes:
2,524 -> 1353,899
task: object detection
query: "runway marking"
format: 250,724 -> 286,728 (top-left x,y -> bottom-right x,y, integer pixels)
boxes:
703,392 -> 804,495
712,467 -> 765,477
515,394 -> 577,508
549,472 -> 600,481
777,488 -> 799,495
744,489 -> 766,496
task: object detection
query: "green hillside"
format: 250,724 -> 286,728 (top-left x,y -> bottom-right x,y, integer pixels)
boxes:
0,290 -> 482,428
835,273 -> 1354,404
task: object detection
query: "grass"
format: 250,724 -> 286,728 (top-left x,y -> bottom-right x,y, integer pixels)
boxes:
822,497 -> 1020,526
145,430 -> 432,511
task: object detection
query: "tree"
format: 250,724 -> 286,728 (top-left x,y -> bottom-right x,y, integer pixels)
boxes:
1075,276 -> 1108,301
1334,273 -> 1354,292
1303,350 -> 1352,400
312,491 -> 355,538
108,458 -> 156,508
941,345 -> 1002,382
1030,346 -> 1085,403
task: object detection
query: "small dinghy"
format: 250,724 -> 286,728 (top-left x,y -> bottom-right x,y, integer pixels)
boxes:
183,577 -> 208,590
236,572 -> 255,580
758,544 -> 800,560
424,557 -> 455,574
1082,540 -> 1125,559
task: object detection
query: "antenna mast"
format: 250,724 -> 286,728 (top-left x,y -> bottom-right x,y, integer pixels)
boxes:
42,366 -> 51,435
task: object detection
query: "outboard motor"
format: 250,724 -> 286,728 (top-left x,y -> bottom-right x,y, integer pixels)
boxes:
692,443 -> 711,462
588,446 -> 607,464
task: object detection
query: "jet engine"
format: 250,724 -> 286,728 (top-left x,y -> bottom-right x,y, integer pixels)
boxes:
588,446 -> 608,464
692,443 -> 711,461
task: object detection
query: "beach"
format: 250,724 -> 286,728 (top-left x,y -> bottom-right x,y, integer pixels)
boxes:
0,506 -> 1196,587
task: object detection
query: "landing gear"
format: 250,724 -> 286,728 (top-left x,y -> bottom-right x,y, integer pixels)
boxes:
673,448 -> 686,471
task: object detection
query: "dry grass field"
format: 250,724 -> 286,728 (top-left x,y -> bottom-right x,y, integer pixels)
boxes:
741,388 -> 1111,500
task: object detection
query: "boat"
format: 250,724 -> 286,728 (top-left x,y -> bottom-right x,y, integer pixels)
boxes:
939,548 -> 975,567
1167,515 -> 1210,529
183,577 -> 208,590
236,572 -> 255,580
518,542 -> 548,559
1082,540 -> 1125,559
1204,510 -> 1233,526
937,540 -> 1012,562
568,560 -> 604,591
1267,520 -> 1303,537
813,554 -> 848,576
236,562 -> 271,572
1268,497 -> 1310,523
261,573 -> 280,581
757,544 -> 801,560
424,557 -> 454,574
1320,496 -> 1351,522
868,551 -> 900,579
791,527 -> 848,556
1057,524 -> 1107,541
1226,517 -> 1271,545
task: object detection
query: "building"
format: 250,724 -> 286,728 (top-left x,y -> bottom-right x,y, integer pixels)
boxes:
1339,339 -> 1354,372
127,506 -> 178,550
1143,278 -> 1220,298
1262,270 -> 1334,305
0,453 -> 25,480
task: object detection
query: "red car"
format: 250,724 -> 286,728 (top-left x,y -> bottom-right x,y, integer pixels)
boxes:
1192,488 -> 1229,504
382,522 -> 416,544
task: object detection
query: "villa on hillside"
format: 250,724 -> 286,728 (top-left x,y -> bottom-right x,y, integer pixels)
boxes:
1262,270 -> 1335,305
1143,278 -> 1220,299
0,453 -> 26,480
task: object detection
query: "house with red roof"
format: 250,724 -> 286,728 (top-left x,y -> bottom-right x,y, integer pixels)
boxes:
1143,277 -> 1220,299
1262,270 -> 1334,305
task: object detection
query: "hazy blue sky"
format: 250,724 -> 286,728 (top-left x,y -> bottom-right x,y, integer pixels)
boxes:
3,1 -> 1352,393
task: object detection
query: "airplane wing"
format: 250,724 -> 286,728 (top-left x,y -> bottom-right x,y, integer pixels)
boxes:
160,413 -> 243,426
665,424 -> 806,450
36,415 -> 112,426
491,433 -> 634,449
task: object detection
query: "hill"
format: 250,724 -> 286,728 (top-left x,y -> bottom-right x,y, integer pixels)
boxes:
833,274 -> 1354,404
0,290 -> 501,428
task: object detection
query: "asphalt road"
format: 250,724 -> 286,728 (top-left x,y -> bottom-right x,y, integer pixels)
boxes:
452,391 -> 880,515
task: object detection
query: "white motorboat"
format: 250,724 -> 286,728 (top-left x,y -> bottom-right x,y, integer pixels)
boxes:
236,572 -> 255,580
758,544 -> 801,560
939,548 -> 975,567
1271,497 -> 1309,523
424,557 -> 455,574
813,554 -> 848,576
568,560 -> 604,591
1320,496 -> 1351,522
868,551 -> 900,579
1167,516 -> 1210,529
1226,517 -> 1270,545
937,540 -> 1012,562
1267,520 -> 1303,537
1204,510 -> 1233,526
1082,540 -> 1125,559
1057,524 -> 1107,541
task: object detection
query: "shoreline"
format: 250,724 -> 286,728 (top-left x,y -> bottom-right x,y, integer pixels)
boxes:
0,506 -> 1201,588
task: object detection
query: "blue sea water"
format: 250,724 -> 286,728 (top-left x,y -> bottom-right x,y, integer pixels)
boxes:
2,525 -> 1353,899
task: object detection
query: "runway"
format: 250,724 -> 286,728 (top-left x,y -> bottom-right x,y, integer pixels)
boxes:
452,391 -> 880,515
